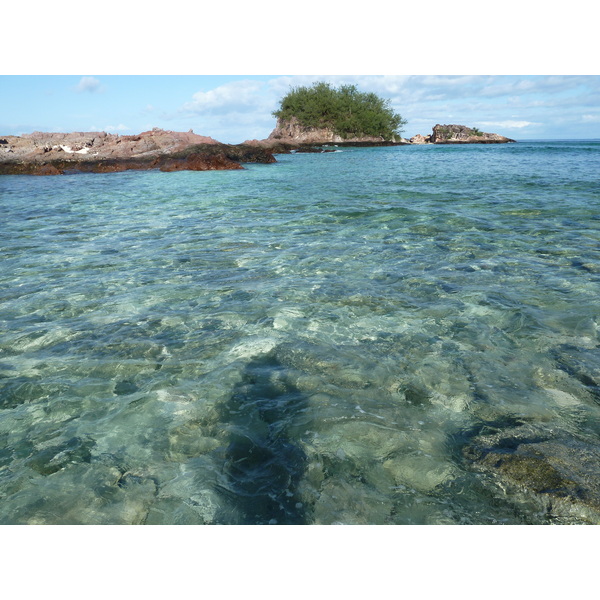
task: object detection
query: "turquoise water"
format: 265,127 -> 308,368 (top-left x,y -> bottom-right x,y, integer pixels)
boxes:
1,141 -> 600,524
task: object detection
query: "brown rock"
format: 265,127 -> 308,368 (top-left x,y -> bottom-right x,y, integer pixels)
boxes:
5,129 -> 222,162
0,131 -> 276,175
464,425 -> 600,523
430,124 -> 515,144
409,134 -> 431,144
159,153 -> 243,172
33,164 -> 63,176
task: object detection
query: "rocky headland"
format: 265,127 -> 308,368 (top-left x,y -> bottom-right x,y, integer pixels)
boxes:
0,128 -> 276,175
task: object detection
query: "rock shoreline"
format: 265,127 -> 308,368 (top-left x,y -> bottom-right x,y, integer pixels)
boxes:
0,129 -> 276,175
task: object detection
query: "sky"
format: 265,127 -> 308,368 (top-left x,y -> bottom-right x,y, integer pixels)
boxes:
1,74 -> 599,143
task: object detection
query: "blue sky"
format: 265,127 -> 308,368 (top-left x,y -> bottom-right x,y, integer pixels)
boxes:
1,75 -> 599,143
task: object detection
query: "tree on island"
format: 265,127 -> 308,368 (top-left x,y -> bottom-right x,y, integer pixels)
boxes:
272,82 -> 407,141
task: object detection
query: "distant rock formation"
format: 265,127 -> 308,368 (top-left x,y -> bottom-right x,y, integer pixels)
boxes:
410,124 -> 515,144
0,129 -> 276,175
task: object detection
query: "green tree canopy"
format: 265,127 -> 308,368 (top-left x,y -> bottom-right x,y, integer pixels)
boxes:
272,82 -> 407,140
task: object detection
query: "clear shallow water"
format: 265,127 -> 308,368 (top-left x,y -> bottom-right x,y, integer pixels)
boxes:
1,141 -> 600,524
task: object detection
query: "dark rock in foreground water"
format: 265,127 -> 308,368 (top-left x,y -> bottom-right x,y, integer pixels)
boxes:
464,425 -> 600,523
293,146 -> 338,153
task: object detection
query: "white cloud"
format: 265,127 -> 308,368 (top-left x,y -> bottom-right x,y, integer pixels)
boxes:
478,76 -> 588,98
180,80 -> 264,115
75,76 -> 102,93
581,114 -> 600,122
477,120 -> 538,129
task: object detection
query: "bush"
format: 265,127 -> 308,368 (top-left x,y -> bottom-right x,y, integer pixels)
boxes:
272,82 -> 407,140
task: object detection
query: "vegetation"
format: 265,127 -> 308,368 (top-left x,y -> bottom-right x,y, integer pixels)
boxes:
272,82 -> 407,140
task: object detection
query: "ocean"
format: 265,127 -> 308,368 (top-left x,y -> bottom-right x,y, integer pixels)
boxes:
1,140 -> 599,524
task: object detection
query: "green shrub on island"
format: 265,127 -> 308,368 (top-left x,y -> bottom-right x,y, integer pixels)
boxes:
272,82 -> 407,140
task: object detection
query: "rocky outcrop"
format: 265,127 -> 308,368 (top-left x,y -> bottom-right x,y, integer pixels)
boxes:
270,116 -> 402,145
410,124 -> 515,144
247,117 -> 407,150
293,147 -> 337,153
431,124 -> 515,143
408,134 -> 431,145
0,129 -> 276,175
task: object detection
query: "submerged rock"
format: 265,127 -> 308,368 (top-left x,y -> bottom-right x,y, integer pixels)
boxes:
464,425 -> 600,523
293,146 -> 337,153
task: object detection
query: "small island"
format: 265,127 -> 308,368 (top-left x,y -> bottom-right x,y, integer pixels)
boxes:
409,124 -> 516,144
266,82 -> 407,145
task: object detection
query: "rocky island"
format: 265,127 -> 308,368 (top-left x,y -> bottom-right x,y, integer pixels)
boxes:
0,128 -> 276,175
244,82 -> 408,152
409,123 -> 516,144
258,115 -> 404,147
